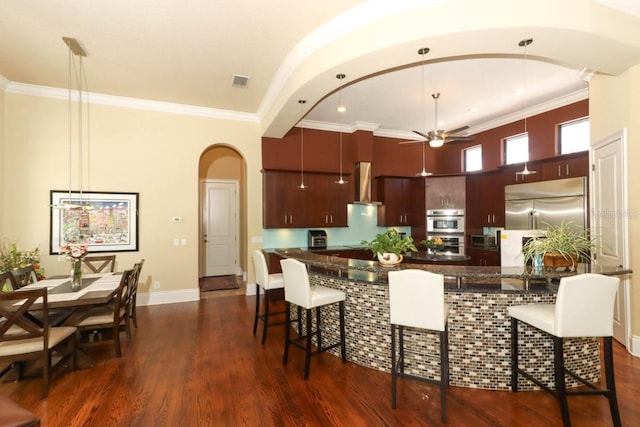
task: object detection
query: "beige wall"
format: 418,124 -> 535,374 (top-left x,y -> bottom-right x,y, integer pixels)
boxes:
590,64 -> 640,337
2,92 -> 264,299
0,88 -> 5,239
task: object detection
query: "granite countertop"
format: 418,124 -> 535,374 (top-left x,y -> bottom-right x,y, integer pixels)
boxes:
272,248 -> 632,293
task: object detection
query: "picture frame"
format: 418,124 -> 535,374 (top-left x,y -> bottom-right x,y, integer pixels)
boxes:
50,190 -> 139,254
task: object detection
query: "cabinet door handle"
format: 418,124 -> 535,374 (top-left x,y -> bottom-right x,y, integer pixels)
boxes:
330,215 -> 333,224
284,215 -> 288,225
558,165 -> 561,176
289,215 -> 293,224
492,214 -> 496,223
566,164 -> 570,175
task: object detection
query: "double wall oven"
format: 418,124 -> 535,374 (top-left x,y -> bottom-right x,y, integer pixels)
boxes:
426,209 -> 465,255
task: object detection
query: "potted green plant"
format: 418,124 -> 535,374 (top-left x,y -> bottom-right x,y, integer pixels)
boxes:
522,221 -> 599,271
361,229 -> 418,266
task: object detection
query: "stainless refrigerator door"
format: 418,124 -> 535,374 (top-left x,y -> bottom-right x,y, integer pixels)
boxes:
532,196 -> 585,229
505,199 -> 534,229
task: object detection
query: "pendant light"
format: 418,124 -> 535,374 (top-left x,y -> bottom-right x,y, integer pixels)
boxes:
52,36 -> 91,210
335,74 -> 348,184
429,93 -> 445,148
515,38 -> 537,178
416,47 -> 433,176
297,99 -> 308,189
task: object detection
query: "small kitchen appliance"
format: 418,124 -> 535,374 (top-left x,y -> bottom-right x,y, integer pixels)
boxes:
307,230 -> 327,249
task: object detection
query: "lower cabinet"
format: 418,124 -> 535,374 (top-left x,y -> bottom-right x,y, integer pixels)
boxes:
466,247 -> 499,266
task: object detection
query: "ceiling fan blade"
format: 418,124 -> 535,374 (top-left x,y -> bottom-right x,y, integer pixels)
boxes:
444,136 -> 475,143
398,140 -> 420,145
412,130 -> 429,139
445,125 -> 470,135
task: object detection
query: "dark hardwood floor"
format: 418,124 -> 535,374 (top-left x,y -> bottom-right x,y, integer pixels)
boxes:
2,293 -> 639,426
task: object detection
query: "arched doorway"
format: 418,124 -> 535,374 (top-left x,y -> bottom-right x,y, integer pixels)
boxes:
198,145 -> 247,284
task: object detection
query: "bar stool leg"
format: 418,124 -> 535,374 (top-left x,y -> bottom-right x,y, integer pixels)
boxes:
391,324 -> 398,409
510,317 -> 519,392
339,301 -> 346,362
261,289 -> 271,344
440,327 -> 449,424
316,306 -> 322,350
553,336 -> 571,427
603,337 -> 622,427
399,325 -> 405,374
304,308 -> 313,380
283,301 -> 291,366
253,284 -> 260,335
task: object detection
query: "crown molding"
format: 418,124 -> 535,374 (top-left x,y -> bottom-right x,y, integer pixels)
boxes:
5,82 -> 260,123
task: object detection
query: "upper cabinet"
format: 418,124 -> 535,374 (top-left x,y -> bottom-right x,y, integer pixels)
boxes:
262,170 -> 350,228
425,176 -> 466,210
540,151 -> 589,181
376,177 -> 425,227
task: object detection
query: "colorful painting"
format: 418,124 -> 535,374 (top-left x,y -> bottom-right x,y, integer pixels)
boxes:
50,191 -> 139,254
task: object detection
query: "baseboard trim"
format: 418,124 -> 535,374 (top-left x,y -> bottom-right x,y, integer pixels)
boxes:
137,289 -> 200,306
245,282 -> 258,296
629,334 -> 640,357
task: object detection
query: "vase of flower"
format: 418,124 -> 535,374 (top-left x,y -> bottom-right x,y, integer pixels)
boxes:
70,260 -> 83,291
59,244 -> 88,291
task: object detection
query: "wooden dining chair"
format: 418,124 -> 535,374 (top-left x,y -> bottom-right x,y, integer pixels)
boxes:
0,288 -> 77,399
74,269 -> 134,357
82,255 -> 116,273
0,271 -> 21,291
10,265 -> 39,288
129,259 -> 145,329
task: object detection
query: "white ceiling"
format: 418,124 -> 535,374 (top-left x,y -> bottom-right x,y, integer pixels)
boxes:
2,0 -> 640,140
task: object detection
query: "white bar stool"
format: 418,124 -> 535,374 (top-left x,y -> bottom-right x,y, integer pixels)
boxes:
251,250 -> 285,344
388,269 -> 449,424
509,273 -> 621,427
280,258 -> 346,380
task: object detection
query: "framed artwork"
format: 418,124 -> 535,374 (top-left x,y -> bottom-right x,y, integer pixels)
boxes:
50,190 -> 139,254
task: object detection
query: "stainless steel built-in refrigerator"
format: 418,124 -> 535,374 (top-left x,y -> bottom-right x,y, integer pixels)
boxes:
504,177 -> 587,230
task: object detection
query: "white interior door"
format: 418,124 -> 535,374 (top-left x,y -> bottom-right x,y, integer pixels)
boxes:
591,130 -> 629,346
203,180 -> 238,277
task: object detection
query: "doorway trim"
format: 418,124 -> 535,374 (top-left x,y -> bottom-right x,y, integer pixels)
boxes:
590,128 -> 633,352
200,178 -> 241,277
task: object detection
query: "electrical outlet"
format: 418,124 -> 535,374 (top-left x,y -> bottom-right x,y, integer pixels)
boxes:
154,281 -> 160,289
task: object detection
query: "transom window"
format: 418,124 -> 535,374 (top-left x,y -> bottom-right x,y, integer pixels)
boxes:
464,145 -> 482,172
504,133 -> 529,165
559,117 -> 589,154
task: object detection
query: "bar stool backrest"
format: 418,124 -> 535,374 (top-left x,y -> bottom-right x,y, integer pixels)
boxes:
555,273 -> 619,338
252,250 -> 271,289
388,269 -> 445,331
280,258 -> 312,309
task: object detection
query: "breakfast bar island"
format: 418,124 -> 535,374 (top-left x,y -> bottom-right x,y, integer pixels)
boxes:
270,248 -> 631,391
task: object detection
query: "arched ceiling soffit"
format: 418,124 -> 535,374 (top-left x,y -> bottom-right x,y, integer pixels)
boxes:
260,0 -> 640,138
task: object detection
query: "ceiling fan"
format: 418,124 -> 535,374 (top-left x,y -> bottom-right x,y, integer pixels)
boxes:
402,93 -> 474,147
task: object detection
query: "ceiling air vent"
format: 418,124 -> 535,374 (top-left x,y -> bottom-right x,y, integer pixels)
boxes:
231,74 -> 250,88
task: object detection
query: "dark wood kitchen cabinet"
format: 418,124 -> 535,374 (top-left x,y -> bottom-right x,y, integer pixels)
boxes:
376,176 -> 425,227
262,170 -> 350,228
466,247 -> 499,266
263,170 -> 307,228
540,151 -> 589,180
425,176 -> 466,210
465,170 -> 505,231
305,173 -> 350,227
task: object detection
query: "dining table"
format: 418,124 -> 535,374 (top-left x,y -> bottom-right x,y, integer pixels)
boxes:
16,272 -> 124,368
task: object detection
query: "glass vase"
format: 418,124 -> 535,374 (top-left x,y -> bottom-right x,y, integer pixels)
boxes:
71,261 -> 83,291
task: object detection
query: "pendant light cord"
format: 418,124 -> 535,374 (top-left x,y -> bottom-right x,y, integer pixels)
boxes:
298,100 -> 306,189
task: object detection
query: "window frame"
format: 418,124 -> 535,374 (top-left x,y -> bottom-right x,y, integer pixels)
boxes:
558,117 -> 590,155
503,132 -> 529,165
463,144 -> 483,172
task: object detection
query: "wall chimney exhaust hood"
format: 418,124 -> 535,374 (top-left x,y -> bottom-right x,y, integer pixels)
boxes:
352,162 -> 381,205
